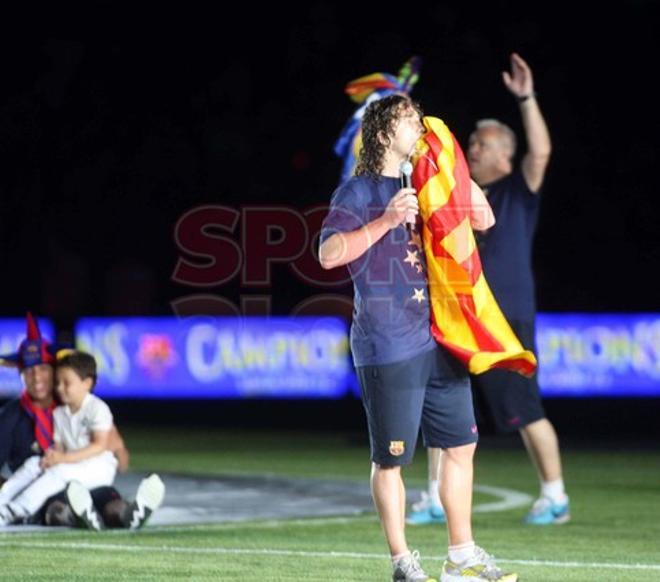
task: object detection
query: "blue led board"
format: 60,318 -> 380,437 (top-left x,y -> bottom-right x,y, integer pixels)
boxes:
537,313 -> 660,397
75,316 -> 352,399
8,313 -> 655,401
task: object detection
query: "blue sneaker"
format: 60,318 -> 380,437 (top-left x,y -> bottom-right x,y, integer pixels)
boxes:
407,492 -> 446,525
524,496 -> 570,525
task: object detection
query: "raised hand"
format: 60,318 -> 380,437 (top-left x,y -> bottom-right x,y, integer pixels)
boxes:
502,53 -> 534,99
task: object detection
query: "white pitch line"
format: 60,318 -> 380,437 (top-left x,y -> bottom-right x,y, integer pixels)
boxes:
0,515 -> 377,536
1,541 -> 659,572
139,482 -> 531,532
502,558 -> 660,571
129,481 -> 529,534
0,483 -> 533,537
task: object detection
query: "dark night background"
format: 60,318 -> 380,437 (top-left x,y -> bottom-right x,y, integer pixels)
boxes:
0,2 -> 658,355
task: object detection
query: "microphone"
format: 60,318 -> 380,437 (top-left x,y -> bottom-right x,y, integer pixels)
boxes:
399,160 -> 416,232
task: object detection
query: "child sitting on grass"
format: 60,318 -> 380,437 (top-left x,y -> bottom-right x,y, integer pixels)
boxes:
0,351 -> 117,527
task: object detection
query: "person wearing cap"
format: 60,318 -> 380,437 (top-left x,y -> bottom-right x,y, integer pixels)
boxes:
0,313 -> 68,481
0,313 -> 163,529
0,347 -> 121,526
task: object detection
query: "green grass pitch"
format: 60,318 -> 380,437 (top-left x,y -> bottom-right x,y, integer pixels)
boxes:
1,426 -> 658,580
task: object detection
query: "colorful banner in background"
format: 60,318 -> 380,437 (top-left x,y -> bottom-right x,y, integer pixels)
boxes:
0,318 -> 55,397
537,313 -> 660,397
75,316 -> 352,399
0,314 -> 658,399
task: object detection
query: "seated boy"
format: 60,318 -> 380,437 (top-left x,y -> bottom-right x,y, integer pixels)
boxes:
0,351 -> 117,526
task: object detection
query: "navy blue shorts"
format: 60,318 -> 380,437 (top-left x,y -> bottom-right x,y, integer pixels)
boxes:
356,345 -> 478,466
472,319 -> 546,433
33,486 -> 122,525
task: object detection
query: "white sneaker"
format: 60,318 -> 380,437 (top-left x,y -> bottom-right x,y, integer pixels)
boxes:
393,550 -> 437,581
440,546 -> 517,581
127,474 -> 165,530
66,481 -> 103,531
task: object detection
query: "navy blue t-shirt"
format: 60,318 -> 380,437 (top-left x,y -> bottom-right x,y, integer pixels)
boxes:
476,170 -> 541,322
320,175 -> 436,367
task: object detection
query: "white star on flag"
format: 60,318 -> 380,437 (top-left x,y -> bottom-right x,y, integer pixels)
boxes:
404,249 -> 419,267
412,288 -> 426,303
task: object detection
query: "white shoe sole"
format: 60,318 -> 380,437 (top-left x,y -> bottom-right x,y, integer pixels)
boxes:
136,474 -> 165,512
66,481 -> 101,531
129,474 -> 165,529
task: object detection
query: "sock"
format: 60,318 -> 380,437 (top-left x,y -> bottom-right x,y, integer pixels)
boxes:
541,478 -> 567,504
429,479 -> 442,508
392,551 -> 410,566
448,541 -> 475,564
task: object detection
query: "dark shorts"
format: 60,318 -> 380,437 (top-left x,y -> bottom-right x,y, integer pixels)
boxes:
47,485 -> 121,509
471,319 -> 546,433
356,345 -> 478,466
33,486 -> 122,525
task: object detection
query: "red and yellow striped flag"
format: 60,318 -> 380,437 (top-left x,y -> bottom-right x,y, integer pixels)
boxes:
413,117 -> 537,376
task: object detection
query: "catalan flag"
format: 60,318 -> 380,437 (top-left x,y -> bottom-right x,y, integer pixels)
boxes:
413,116 -> 537,376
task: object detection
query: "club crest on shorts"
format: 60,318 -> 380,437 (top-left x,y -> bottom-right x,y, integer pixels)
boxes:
389,441 -> 405,456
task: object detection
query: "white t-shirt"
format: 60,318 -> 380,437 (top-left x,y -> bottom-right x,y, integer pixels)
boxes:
54,393 -> 113,452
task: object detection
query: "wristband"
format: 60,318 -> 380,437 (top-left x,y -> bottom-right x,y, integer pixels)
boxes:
517,92 -> 537,103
